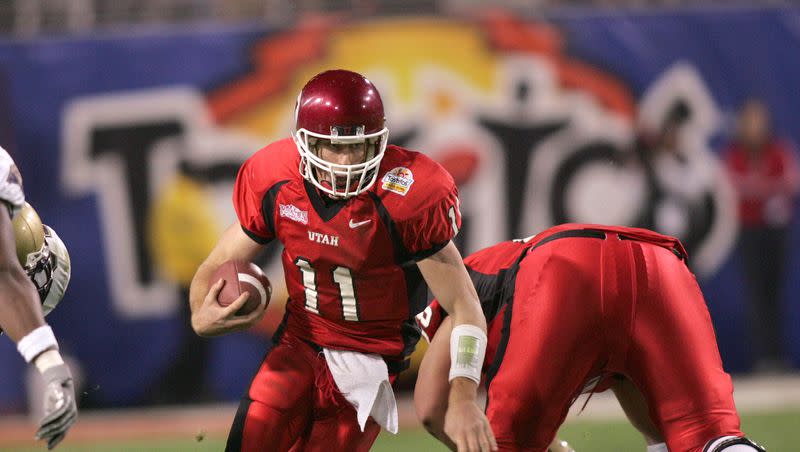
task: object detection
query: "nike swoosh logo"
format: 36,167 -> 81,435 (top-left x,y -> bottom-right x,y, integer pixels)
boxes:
349,219 -> 372,229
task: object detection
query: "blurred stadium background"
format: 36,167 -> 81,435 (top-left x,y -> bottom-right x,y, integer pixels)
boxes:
1,0 -> 799,450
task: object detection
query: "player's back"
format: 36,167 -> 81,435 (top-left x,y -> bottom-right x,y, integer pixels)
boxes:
234,140 -> 461,361
418,223 -> 687,361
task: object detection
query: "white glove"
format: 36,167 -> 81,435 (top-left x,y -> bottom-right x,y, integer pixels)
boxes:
35,362 -> 77,449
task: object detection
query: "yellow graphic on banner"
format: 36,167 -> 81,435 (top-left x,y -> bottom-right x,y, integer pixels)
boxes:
216,18 -> 500,137
148,175 -> 221,285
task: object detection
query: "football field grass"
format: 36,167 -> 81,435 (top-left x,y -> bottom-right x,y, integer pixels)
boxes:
3,409 -> 794,451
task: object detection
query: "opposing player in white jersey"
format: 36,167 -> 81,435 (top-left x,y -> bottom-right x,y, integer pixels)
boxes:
0,147 -> 77,449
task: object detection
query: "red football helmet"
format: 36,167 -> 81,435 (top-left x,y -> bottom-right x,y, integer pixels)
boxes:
293,69 -> 389,197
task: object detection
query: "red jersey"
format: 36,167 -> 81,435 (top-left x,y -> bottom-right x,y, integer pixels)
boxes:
723,139 -> 800,227
416,223 -> 686,374
234,138 -> 461,360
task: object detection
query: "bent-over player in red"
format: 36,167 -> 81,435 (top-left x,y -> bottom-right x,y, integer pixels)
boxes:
189,70 -> 496,452
415,223 -> 764,452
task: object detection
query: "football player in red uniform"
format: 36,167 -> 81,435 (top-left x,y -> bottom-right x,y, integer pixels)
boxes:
189,70 -> 496,451
415,224 -> 765,452
0,147 -> 77,450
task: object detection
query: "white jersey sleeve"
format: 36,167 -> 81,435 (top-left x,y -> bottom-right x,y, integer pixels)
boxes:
0,146 -> 25,217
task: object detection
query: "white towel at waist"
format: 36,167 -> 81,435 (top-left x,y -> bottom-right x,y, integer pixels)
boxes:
322,348 -> 399,434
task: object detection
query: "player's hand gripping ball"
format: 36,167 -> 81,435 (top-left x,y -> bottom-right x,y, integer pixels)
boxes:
210,260 -> 271,316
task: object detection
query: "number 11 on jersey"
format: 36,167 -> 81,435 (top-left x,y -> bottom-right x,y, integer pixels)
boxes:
295,258 -> 360,321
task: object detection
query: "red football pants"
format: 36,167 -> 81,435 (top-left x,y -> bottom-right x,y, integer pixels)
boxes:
485,234 -> 742,452
225,332 -> 381,451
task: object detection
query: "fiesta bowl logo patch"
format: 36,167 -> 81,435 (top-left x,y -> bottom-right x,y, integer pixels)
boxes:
382,167 -> 414,196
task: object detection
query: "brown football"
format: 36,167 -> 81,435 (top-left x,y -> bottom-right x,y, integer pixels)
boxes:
210,260 -> 272,316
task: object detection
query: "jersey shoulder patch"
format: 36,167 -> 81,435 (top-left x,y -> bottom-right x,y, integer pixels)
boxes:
376,146 -> 456,220
0,147 -> 25,215
380,165 -> 416,196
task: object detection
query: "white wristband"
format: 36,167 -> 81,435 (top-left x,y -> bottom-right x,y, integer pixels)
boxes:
449,324 -> 487,384
17,325 -> 59,363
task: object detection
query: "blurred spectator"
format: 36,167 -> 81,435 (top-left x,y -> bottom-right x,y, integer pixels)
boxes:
636,100 -> 715,255
723,98 -> 800,372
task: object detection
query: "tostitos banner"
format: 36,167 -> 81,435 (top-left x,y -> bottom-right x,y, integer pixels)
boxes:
1,7 -> 799,410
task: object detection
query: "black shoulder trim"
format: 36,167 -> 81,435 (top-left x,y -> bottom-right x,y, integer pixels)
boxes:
368,191 -> 412,265
409,240 -> 449,262
241,225 -> 271,245
262,179 -> 290,237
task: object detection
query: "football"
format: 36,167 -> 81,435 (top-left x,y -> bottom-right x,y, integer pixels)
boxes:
210,260 -> 271,316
